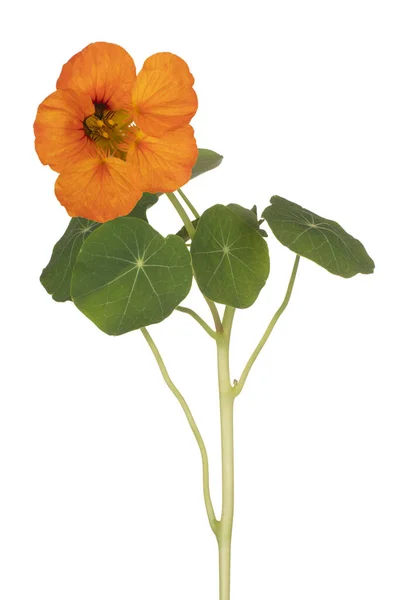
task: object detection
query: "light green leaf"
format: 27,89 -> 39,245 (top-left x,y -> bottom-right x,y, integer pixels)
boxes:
191,205 -> 270,308
262,196 -> 375,278
40,218 -> 101,302
71,218 -> 192,335
191,149 -> 223,179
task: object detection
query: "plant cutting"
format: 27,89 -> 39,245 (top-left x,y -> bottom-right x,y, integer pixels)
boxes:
34,41 -> 375,600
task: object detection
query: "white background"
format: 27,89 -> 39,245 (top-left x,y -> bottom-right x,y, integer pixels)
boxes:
1,1 -> 399,599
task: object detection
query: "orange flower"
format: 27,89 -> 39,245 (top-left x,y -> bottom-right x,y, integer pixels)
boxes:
34,42 -> 198,222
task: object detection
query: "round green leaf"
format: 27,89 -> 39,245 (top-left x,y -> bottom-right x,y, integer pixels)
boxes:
191,205 -> 270,308
71,218 -> 193,335
262,196 -> 374,278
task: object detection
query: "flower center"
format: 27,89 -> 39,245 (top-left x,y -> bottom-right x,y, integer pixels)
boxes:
83,104 -> 132,155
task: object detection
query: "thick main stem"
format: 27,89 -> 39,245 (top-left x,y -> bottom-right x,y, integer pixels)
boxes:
216,307 -> 236,600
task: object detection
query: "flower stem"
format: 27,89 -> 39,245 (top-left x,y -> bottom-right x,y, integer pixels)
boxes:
167,192 -> 196,239
177,188 -> 200,218
206,297 -> 223,332
141,327 -> 218,535
167,191 -> 223,332
234,254 -> 300,397
215,306 -> 236,600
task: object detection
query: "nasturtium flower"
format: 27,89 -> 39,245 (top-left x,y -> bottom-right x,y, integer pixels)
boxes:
34,42 -> 198,222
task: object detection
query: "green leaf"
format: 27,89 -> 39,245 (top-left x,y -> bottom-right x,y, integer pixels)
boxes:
262,196 -> 375,278
191,149 -> 223,179
71,218 -> 193,335
191,205 -> 270,308
128,192 -> 160,222
40,218 -> 101,302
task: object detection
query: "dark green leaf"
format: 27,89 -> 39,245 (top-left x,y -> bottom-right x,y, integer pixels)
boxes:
40,218 -> 101,302
191,149 -> 223,179
128,192 -> 160,222
176,219 -> 199,242
191,205 -> 270,308
71,218 -> 193,335
262,196 -> 375,278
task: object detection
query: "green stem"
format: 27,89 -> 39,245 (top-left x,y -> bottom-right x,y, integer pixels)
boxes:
167,192 -> 196,239
234,254 -> 300,397
177,188 -> 200,218
141,327 -> 218,535
216,306 -> 236,600
176,306 -> 217,339
167,191 -> 223,332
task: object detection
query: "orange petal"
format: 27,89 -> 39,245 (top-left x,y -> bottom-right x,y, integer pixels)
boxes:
55,157 -> 142,223
57,42 -> 136,111
127,126 -> 198,193
132,53 -> 198,137
34,89 -> 96,172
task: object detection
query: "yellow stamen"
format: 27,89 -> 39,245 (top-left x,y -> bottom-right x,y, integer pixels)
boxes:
83,108 -> 132,154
